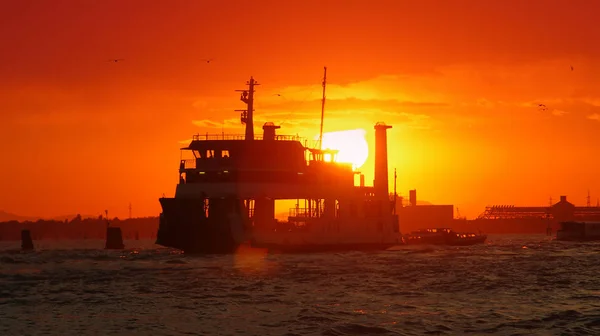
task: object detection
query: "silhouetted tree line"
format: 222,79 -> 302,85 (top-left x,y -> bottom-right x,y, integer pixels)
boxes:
0,215 -> 159,241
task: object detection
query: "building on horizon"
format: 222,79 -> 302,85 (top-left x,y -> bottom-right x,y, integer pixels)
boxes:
476,195 -> 600,222
396,189 -> 454,233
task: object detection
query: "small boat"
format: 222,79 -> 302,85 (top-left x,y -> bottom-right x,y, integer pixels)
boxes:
556,221 -> 600,241
402,228 -> 487,246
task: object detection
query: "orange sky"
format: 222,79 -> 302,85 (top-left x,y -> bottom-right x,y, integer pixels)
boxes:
1,0 -> 600,219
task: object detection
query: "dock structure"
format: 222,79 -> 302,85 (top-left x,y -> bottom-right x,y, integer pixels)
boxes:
477,196 -> 600,221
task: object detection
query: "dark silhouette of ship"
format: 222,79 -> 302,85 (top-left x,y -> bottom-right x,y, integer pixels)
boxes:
556,221 -> 600,241
156,75 -> 402,253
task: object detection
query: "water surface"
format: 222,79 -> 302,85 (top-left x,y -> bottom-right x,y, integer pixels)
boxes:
1,235 -> 598,335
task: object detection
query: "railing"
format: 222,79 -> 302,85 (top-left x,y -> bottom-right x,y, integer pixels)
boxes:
192,133 -> 304,142
288,207 -> 322,218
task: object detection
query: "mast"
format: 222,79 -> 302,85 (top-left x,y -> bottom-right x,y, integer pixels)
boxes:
235,77 -> 259,140
318,67 -> 327,149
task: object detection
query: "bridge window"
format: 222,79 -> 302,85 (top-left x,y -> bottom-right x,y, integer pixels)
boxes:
222,150 -> 230,158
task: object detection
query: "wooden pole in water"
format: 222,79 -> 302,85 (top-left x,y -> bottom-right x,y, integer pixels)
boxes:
104,209 -> 124,249
21,229 -> 34,251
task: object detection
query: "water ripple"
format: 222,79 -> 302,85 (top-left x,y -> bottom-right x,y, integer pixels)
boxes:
0,236 -> 598,335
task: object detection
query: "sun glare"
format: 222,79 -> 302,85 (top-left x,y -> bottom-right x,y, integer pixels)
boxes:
317,129 -> 369,169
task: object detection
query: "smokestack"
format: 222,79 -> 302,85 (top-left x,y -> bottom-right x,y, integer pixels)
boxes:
409,189 -> 417,206
360,174 -> 365,187
374,122 -> 392,198
262,122 -> 280,140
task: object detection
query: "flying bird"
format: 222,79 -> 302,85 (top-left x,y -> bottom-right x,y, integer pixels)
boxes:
108,59 -> 124,63
273,93 -> 288,101
538,103 -> 547,111
570,65 -> 574,71
202,58 -> 214,64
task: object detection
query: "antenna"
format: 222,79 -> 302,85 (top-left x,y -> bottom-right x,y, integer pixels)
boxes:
235,77 -> 260,140
129,202 -> 132,219
318,66 -> 327,149
549,197 -> 553,206
587,190 -> 591,207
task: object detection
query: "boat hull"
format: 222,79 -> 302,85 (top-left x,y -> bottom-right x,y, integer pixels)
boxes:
403,234 -> 487,246
556,231 -> 600,242
445,235 -> 487,246
556,236 -> 600,242
251,242 -> 397,254
249,214 -> 402,253
556,221 -> 600,242
158,189 -> 404,254
157,197 -> 246,254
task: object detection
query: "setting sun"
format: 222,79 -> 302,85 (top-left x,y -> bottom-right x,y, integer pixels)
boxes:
317,129 -> 369,169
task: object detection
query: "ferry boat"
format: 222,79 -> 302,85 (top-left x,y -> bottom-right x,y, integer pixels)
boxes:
556,221 -> 600,241
403,228 -> 487,246
156,74 -> 402,253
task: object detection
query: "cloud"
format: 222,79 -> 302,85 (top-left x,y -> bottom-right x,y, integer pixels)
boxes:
582,98 -> 600,107
192,100 -> 209,109
259,75 -> 449,106
551,109 -> 569,116
191,87 -> 441,133
192,107 -> 434,133
192,119 -> 227,128
588,113 -> 600,121
186,57 -> 600,139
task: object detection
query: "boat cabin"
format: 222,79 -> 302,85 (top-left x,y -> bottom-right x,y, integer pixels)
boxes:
177,132 -> 356,189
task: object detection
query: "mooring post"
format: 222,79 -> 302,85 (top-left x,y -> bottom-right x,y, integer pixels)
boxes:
21,229 -> 34,251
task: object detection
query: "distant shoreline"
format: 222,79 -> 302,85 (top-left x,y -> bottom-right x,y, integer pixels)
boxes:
0,216 -> 159,241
